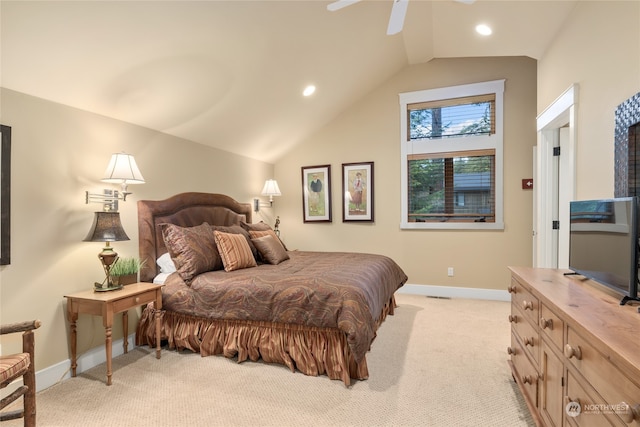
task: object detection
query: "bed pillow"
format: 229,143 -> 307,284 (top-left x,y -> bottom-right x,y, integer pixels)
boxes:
241,221 -> 288,251
213,230 -> 258,272
160,222 -> 223,283
156,252 -> 177,274
211,225 -> 259,261
251,235 -> 290,265
248,229 -> 286,252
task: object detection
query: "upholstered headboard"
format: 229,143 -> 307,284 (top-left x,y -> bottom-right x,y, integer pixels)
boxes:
137,192 -> 252,282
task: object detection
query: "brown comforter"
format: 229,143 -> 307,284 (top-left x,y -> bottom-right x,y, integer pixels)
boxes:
156,251 -> 407,363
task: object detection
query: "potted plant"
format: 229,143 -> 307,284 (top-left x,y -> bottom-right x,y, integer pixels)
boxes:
109,257 -> 145,286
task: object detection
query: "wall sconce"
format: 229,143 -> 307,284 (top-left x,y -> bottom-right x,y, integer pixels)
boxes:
83,211 -> 130,291
254,179 -> 281,212
85,152 -> 145,211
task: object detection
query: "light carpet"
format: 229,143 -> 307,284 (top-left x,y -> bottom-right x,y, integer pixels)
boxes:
5,293 -> 534,426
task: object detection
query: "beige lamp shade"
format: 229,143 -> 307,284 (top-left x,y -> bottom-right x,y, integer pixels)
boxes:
261,180 -> 281,198
102,153 -> 145,185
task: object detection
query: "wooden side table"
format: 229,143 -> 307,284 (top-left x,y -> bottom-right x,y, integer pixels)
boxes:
64,282 -> 163,386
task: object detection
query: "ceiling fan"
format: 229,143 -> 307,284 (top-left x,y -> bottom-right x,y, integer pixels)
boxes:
327,0 -> 476,36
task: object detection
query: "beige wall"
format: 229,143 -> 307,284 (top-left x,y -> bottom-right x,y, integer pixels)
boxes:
0,88 -> 275,371
537,0 -> 640,199
275,56 -> 538,291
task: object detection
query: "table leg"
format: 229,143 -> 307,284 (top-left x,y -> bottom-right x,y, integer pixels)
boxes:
69,310 -> 78,378
155,309 -> 161,359
105,326 -> 113,386
122,311 -> 129,354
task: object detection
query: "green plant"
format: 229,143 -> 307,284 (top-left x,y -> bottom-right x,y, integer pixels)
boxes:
110,257 -> 145,277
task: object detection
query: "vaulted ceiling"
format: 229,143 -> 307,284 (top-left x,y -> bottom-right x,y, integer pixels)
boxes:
1,0 -> 577,163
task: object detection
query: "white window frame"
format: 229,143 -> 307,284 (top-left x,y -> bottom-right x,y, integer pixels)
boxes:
400,79 -> 505,230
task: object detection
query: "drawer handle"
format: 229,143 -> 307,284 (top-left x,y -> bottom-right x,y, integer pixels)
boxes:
507,347 -> 516,355
522,300 -> 534,311
524,337 -> 534,347
522,374 -> 537,385
507,285 -> 517,294
134,297 -> 140,304
564,344 -> 582,360
508,314 -> 518,324
540,317 -> 553,330
617,402 -> 640,424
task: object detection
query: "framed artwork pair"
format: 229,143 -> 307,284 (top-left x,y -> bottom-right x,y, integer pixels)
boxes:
301,162 -> 373,223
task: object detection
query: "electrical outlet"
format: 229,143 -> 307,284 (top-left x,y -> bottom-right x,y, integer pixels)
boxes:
448,267 -> 454,277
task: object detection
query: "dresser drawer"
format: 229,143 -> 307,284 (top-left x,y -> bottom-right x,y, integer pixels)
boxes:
511,304 -> 539,365
565,370 -> 618,427
508,277 -> 539,326
540,302 -> 563,351
566,327 -> 640,424
112,289 -> 158,314
509,332 -> 539,409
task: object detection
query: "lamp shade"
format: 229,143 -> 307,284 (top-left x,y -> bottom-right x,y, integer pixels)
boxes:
102,153 -> 145,185
83,212 -> 130,242
261,179 -> 281,197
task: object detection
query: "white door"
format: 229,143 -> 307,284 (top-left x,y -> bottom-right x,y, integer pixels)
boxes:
534,85 -> 578,268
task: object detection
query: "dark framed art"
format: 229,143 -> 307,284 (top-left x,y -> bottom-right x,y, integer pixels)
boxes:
342,162 -> 374,222
1,124 -> 11,265
301,164 -> 331,222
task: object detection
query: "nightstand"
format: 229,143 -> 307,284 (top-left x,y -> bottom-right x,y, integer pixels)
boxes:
64,282 -> 163,386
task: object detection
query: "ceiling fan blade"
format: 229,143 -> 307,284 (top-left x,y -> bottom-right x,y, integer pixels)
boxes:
327,0 -> 361,12
386,0 -> 409,35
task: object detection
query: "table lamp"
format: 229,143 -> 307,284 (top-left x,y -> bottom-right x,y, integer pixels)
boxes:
83,211 -> 130,291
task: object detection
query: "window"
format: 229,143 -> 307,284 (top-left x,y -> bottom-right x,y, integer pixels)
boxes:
400,80 -> 505,229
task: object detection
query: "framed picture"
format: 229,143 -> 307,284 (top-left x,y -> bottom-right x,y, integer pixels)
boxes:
1,124 -> 11,265
301,164 -> 331,222
342,162 -> 374,222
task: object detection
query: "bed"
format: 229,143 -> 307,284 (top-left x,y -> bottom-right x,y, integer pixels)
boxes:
135,192 -> 408,385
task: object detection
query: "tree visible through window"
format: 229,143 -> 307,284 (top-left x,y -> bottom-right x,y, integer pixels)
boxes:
400,80 -> 504,229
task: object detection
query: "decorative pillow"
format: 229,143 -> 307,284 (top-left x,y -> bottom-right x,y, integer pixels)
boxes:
251,235 -> 290,265
156,252 -> 177,274
248,229 -> 286,252
211,225 -> 259,261
213,231 -> 258,272
241,221 -> 288,251
160,223 -> 222,283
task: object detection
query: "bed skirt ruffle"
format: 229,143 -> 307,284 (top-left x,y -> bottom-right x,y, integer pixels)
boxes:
136,296 -> 396,386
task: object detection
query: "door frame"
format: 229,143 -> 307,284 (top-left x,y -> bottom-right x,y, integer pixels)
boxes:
534,84 -> 578,268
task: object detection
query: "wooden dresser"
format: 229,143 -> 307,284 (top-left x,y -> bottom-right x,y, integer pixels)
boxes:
507,266 -> 640,426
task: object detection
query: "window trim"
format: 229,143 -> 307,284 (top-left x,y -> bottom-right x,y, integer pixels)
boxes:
399,80 -> 505,230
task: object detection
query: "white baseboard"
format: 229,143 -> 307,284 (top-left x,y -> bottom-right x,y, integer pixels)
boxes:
2,334 -> 137,396
398,283 -> 511,302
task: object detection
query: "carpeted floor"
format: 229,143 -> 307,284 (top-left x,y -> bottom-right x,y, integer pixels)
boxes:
4,293 -> 535,426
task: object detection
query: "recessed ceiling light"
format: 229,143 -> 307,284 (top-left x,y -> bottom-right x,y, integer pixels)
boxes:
476,24 -> 492,36
303,85 -> 316,97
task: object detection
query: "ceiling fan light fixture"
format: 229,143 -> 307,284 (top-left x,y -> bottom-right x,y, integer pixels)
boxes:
475,24 -> 492,36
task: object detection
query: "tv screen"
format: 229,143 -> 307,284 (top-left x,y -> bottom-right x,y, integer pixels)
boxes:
569,197 -> 640,305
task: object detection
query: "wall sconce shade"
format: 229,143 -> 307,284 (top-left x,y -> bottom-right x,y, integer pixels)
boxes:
261,179 -> 281,199
102,153 -> 145,185
86,152 -> 145,211
254,179 -> 281,212
84,211 -> 130,291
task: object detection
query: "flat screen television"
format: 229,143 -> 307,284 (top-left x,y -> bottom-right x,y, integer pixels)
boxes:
568,197 -> 640,305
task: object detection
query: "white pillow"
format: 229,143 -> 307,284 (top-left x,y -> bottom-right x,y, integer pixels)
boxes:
156,252 -> 177,274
